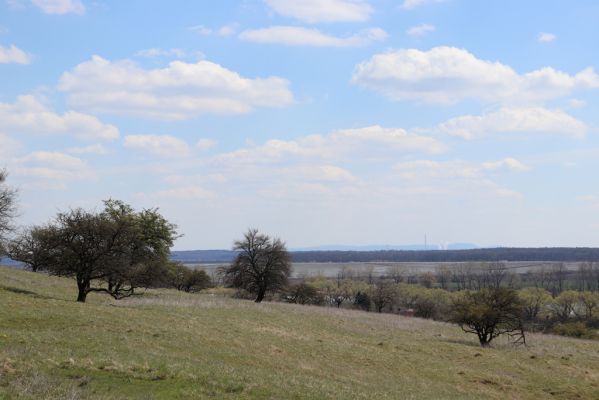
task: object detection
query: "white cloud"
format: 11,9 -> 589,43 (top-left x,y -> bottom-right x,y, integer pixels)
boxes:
401,0 -> 446,10
239,26 -> 386,47
482,158 -> 530,172
189,24 -> 239,37
196,138 -> 217,150
406,24 -> 435,37
393,158 -> 527,198
30,0 -> 84,14
213,125 -> 445,166
59,56 -> 294,119
0,133 -> 21,157
264,0 -> 373,23
352,47 -> 599,104
567,98 -> 586,109
66,144 -> 108,155
393,158 -> 529,178
579,195 -> 599,208
437,107 -> 587,139
124,134 -> 191,158
297,165 -> 357,182
538,32 -> 556,43
14,151 -> 91,182
0,44 -> 31,64
0,95 -> 119,141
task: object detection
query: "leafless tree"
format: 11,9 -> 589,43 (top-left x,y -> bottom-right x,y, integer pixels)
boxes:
550,263 -> 567,295
386,264 -> 405,283
0,170 -> 17,254
222,229 -> 291,303
435,265 -> 452,290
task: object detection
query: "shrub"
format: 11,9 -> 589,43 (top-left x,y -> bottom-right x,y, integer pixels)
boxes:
283,283 -> 324,305
552,322 -> 598,340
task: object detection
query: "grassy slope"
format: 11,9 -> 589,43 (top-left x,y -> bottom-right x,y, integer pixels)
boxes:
0,267 -> 598,400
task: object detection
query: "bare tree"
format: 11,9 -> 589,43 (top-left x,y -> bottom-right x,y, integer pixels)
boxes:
550,263 -> 568,295
435,265 -> 452,290
222,229 -> 291,303
386,264 -> 405,283
0,170 -> 17,254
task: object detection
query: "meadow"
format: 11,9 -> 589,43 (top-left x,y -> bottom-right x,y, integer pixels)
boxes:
1,266 -> 599,399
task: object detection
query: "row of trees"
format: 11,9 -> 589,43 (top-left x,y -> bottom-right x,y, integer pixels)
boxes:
375,262 -> 599,295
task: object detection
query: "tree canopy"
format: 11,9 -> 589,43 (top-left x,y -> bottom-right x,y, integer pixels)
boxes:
450,288 -> 525,347
10,199 -> 178,302
222,229 -> 291,303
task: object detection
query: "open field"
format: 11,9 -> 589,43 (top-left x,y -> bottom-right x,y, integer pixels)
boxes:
1,266 -> 599,399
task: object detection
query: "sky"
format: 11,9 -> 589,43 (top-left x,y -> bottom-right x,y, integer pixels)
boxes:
1,0 -> 599,250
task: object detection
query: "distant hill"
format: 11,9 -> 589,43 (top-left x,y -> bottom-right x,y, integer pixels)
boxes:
172,247 -> 599,264
291,243 -> 479,251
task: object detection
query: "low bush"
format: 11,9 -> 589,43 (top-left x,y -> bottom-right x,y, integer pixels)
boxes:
552,322 -> 598,340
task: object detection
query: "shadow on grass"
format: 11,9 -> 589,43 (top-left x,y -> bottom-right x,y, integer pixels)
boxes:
0,285 -> 55,300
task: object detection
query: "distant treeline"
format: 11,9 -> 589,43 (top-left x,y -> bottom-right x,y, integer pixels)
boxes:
170,248 -> 599,264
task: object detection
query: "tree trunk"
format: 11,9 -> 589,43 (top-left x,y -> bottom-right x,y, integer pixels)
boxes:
76,278 -> 88,303
255,288 -> 266,303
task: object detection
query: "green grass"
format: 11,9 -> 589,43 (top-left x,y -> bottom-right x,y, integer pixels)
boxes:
1,267 -> 598,399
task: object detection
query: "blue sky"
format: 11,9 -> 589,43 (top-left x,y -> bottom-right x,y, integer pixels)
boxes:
1,0 -> 599,249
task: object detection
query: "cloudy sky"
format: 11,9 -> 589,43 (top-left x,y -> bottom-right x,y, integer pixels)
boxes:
1,0 -> 599,249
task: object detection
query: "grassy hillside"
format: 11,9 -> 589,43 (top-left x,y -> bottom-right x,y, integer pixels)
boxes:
1,267 -> 598,399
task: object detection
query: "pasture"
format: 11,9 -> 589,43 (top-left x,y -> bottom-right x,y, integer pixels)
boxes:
1,266 -> 599,399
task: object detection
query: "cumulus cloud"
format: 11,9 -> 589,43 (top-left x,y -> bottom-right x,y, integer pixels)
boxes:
239,26 -> 386,47
264,0 -> 373,23
352,47 -> 599,104
213,125 -> 445,166
58,56 -> 294,119
196,138 -> 217,150
30,0 -> 85,14
66,144 -> 108,155
406,24 -> 435,37
437,107 -> 587,139
124,134 -> 191,158
0,133 -> 21,157
482,158 -> 530,172
0,44 -> 31,64
538,32 -> 556,43
14,151 -> 91,183
0,95 -> 119,141
189,24 -> 239,37
393,158 -> 527,197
